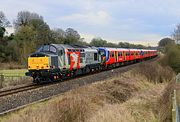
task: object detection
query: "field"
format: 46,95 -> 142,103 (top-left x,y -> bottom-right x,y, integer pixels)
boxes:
0,69 -> 31,88
0,69 -> 27,76
0,62 -> 175,122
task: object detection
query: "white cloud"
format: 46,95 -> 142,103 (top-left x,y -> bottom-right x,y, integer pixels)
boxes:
81,32 -> 163,46
80,33 -> 95,43
104,34 -> 162,46
5,27 -> 15,36
1,0 -> 180,47
58,10 -> 111,26
1,0 -> 47,23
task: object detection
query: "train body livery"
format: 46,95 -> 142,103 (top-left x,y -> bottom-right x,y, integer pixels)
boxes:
26,44 -> 157,83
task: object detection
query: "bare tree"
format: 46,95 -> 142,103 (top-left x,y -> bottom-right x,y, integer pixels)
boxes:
64,28 -> 80,44
0,11 -> 10,27
0,11 -> 10,37
14,11 -> 43,28
172,24 -> 180,44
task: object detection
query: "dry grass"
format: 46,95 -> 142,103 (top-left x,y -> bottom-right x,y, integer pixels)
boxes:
0,63 -> 175,122
0,62 -> 25,70
134,62 -> 174,83
1,77 -> 32,88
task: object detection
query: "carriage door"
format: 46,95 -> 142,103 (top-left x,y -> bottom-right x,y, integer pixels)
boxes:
115,51 -> 118,62
123,51 -> 126,61
58,49 -> 65,68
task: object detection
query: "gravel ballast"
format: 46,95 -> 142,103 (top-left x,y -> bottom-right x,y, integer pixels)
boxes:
0,58 -> 157,114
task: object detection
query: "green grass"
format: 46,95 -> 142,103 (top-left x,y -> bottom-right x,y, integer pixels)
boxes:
0,69 -> 30,88
0,69 -> 27,77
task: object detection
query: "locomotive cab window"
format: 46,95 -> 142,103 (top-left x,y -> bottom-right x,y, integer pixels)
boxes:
49,46 -> 56,53
43,45 -> 49,52
37,45 -> 57,54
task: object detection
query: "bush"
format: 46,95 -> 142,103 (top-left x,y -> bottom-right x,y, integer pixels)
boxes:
134,62 -> 174,83
160,45 -> 180,73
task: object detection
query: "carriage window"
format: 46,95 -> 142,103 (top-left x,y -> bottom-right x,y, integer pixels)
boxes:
140,51 -> 144,56
80,58 -> 83,63
126,52 -> 130,56
80,53 -> 85,57
58,50 -> 63,56
118,52 -> 122,56
99,50 -> 105,56
94,53 -> 98,61
111,52 -> 114,57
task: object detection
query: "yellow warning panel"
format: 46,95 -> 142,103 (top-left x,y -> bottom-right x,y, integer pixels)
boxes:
28,57 -> 50,70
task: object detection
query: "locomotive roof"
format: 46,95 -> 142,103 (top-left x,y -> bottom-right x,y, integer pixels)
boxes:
129,49 -> 141,51
47,44 -> 157,52
141,49 -> 157,51
83,48 -> 98,52
98,47 -> 129,51
51,44 -> 95,49
51,44 -> 77,49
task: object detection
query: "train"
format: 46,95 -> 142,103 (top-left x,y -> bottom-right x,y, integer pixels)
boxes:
25,44 -> 158,83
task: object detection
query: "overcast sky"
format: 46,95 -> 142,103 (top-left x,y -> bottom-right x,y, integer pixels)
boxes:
1,0 -> 180,46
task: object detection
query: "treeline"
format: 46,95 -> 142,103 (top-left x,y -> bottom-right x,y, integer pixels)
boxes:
0,11 -> 148,64
90,37 -> 147,48
158,38 -> 180,73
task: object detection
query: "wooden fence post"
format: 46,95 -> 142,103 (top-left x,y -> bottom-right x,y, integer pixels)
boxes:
172,90 -> 180,122
0,74 -> 4,88
176,73 -> 180,83
172,95 -> 176,122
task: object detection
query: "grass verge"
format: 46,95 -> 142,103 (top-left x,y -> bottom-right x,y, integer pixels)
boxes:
0,69 -> 31,89
0,62 -> 175,122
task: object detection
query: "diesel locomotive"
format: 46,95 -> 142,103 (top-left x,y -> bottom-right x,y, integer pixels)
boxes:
26,44 -> 157,83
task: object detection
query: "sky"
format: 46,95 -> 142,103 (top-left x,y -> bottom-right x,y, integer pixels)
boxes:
1,0 -> 180,46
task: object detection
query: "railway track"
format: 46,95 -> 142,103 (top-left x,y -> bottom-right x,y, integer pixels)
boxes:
0,57 -> 158,115
0,57 -> 158,98
0,84 -> 40,97
0,71 -> 99,98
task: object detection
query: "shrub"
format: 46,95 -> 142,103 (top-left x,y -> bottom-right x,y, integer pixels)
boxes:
160,45 -> 180,73
134,62 -> 174,83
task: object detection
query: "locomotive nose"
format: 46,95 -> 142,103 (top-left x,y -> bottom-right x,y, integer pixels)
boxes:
28,53 -> 50,70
